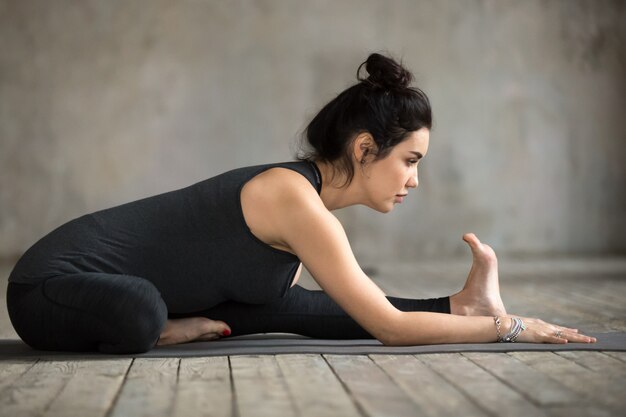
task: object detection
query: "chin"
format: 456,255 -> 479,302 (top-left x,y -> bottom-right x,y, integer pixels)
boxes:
363,200 -> 394,213
376,203 -> 394,214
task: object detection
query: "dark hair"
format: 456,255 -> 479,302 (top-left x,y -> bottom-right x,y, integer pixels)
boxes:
295,52 -> 432,188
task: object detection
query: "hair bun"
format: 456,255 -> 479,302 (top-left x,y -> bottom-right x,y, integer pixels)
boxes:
357,53 -> 413,90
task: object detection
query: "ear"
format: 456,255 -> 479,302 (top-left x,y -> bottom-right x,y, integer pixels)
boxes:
352,132 -> 378,164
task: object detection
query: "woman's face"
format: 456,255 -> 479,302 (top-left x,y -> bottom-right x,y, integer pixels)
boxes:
360,128 -> 430,213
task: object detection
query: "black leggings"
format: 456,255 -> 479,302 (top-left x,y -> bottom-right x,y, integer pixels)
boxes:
6,274 -> 450,354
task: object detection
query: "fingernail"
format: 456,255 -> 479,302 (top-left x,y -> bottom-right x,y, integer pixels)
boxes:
222,329 -> 231,336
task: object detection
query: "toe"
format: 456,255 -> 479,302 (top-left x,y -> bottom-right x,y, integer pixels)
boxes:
219,322 -> 231,335
214,321 -> 231,336
198,318 -> 230,335
463,233 -> 482,249
195,319 -> 232,340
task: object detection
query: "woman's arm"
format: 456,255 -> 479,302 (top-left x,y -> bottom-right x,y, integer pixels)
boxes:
265,177 -> 491,345
268,175 -> 595,346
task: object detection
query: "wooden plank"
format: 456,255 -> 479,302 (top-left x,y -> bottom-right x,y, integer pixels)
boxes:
0,359 -> 37,394
555,351 -> 626,376
172,356 -> 232,417
503,278 -> 614,331
510,351 -> 624,411
370,354 -> 488,417
275,354 -> 360,417
109,358 -> 179,417
539,281 -> 626,323
462,352 -> 578,406
603,351 -> 626,363
45,359 -> 132,417
417,353 -> 547,417
546,405 -> 617,417
560,276 -> 626,310
508,273 -> 626,332
323,354 -> 427,417
0,359 -> 78,417
230,355 -> 297,417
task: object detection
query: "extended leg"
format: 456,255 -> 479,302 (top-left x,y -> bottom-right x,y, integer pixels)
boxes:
168,284 -> 450,339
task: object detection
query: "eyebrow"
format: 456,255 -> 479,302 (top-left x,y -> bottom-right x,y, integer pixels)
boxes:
409,151 -> 424,159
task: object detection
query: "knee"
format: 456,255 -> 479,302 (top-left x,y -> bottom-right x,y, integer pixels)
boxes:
100,304 -> 167,354
101,280 -> 168,354
131,299 -> 168,352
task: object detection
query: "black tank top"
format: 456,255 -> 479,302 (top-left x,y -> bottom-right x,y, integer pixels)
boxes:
8,160 -> 323,314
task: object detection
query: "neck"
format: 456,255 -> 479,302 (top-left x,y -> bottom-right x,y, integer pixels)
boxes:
312,159 -> 367,211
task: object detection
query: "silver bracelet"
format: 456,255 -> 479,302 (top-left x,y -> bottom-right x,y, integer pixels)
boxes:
512,318 -> 526,342
494,316 -> 503,342
501,317 -> 526,342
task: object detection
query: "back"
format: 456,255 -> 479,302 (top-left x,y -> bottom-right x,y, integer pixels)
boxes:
8,160 -> 322,314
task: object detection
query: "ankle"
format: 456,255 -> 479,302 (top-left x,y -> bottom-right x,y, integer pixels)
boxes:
449,292 -> 471,315
159,320 -> 175,340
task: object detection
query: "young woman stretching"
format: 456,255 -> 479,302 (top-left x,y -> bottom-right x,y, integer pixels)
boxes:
6,53 -> 596,353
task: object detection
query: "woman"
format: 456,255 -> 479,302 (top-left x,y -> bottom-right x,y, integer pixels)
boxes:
6,53 -> 596,353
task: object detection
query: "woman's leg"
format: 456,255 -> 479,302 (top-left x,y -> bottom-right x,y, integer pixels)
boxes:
162,233 -> 506,343
7,273 -> 168,354
168,285 -> 450,339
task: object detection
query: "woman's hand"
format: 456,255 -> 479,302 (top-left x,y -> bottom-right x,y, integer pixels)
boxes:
502,315 -> 597,344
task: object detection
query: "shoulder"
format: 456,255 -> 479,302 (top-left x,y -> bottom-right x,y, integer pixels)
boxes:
245,165 -> 322,208
240,165 -> 328,249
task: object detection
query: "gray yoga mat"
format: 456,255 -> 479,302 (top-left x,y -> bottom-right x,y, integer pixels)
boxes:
0,332 -> 624,359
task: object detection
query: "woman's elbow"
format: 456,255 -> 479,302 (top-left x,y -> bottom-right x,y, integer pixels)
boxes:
379,335 -> 396,346
375,311 -> 404,346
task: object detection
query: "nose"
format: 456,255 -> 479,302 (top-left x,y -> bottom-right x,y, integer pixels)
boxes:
407,168 -> 418,189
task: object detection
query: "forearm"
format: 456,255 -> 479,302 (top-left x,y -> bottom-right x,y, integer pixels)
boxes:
387,311 -> 509,345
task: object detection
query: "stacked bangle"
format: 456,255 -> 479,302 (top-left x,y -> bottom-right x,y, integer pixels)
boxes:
494,316 -> 526,342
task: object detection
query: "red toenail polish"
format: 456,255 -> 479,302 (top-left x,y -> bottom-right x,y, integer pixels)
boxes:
222,329 -> 231,336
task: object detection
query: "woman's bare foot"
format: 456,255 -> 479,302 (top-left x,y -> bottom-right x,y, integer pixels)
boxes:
449,233 -> 507,317
156,317 -> 231,346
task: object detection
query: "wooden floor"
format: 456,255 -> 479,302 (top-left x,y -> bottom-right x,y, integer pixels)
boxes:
1,257 -> 625,417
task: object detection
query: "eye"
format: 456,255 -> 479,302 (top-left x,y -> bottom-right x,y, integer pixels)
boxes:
408,159 -> 419,165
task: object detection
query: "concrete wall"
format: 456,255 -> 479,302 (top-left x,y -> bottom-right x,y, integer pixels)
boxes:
1,0 -> 625,263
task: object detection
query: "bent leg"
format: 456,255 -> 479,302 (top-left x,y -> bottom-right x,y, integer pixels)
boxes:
168,285 -> 450,339
7,273 -> 168,354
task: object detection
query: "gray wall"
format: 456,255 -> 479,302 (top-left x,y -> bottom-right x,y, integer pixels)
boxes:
1,0 -> 625,263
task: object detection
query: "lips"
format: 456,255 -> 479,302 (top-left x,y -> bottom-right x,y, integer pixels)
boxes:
394,194 -> 406,203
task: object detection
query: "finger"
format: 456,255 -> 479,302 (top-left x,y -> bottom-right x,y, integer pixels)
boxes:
564,332 -> 596,343
555,329 -> 595,343
546,335 -> 568,344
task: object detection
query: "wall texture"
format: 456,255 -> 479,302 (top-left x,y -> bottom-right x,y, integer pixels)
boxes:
1,0 -> 625,263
